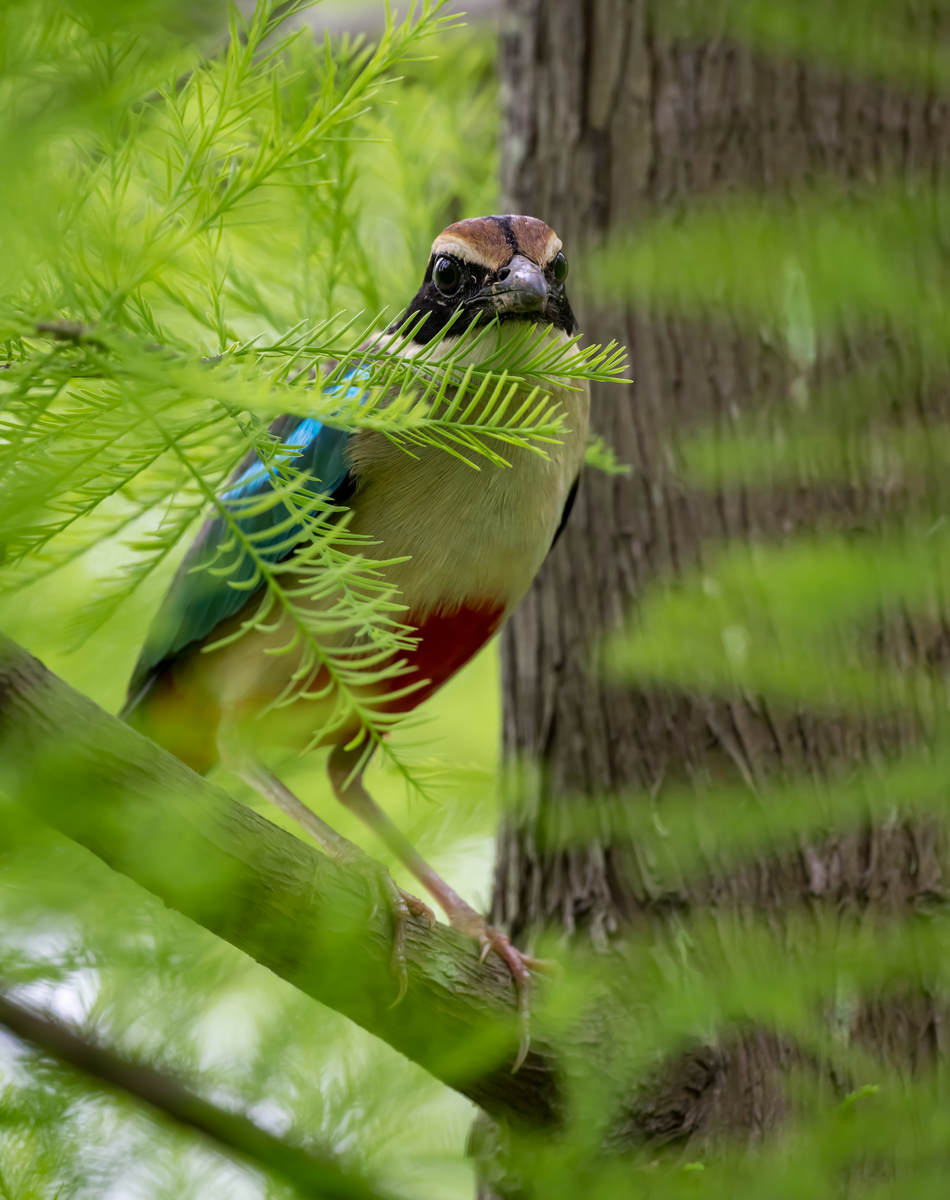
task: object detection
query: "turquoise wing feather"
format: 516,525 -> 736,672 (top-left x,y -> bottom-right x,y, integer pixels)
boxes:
123,407 -> 355,713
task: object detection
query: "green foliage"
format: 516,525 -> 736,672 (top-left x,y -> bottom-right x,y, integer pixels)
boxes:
0,2 -> 517,1196
658,0 -> 950,89
607,525 -> 950,713
596,183 -> 950,357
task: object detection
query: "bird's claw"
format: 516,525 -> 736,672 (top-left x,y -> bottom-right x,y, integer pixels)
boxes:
475,924 -> 539,1071
387,884 -> 436,1003
478,935 -> 555,974
375,877 -> 435,1005
446,909 -> 545,1072
402,890 -> 436,927
339,851 -> 433,1005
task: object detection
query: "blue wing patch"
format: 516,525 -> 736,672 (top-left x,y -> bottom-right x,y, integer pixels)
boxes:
222,416 -> 328,498
123,371 -> 366,713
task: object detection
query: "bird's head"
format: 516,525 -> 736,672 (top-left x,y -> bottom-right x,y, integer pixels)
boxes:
396,214 -> 577,347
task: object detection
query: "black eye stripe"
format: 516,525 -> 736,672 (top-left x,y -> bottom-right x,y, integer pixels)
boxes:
395,243 -> 576,344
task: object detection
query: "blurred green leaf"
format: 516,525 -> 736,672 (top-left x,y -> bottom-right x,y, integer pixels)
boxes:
604,526 -> 950,711
658,0 -> 950,90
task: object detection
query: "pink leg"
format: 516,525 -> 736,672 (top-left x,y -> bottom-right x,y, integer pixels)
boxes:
240,762 -> 433,1001
328,744 -> 543,1068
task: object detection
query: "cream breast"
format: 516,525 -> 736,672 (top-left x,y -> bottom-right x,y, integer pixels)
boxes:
345,326 -> 589,617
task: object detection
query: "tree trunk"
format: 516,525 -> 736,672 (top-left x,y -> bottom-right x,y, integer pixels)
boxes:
491,0 -> 950,1177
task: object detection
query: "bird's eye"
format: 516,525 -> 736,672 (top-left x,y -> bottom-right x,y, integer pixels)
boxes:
551,251 -> 569,285
433,256 -> 463,295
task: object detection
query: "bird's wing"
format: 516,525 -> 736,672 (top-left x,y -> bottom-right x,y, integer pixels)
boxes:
550,475 -> 579,550
124,406 -> 355,713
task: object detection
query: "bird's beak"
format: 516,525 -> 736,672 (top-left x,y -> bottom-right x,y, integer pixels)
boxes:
490,253 -> 548,315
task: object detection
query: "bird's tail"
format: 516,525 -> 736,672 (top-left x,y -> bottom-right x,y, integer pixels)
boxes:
121,667 -> 219,776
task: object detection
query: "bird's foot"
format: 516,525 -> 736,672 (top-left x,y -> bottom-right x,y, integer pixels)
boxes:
237,763 -> 434,1002
445,902 -> 551,1071
337,848 -> 434,1003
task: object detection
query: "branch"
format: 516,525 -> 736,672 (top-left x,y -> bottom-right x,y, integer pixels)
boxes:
0,635 -> 560,1125
0,986 -> 390,1200
32,319 -> 102,346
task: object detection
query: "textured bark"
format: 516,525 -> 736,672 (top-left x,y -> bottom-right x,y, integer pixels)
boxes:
494,0 -> 950,1166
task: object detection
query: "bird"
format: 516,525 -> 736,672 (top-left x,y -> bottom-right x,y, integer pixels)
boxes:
122,214 -> 589,1038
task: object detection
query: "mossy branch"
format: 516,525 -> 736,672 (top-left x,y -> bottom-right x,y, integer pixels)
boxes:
0,634 -> 560,1127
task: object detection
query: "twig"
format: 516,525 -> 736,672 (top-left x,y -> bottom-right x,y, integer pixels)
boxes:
32,319 -> 106,350
0,986 -> 389,1200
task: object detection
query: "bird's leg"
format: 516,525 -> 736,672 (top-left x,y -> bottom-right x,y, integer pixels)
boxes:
328,743 -> 544,1067
238,762 -> 433,1001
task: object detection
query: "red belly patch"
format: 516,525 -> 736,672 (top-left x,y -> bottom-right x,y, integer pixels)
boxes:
382,601 -> 506,713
